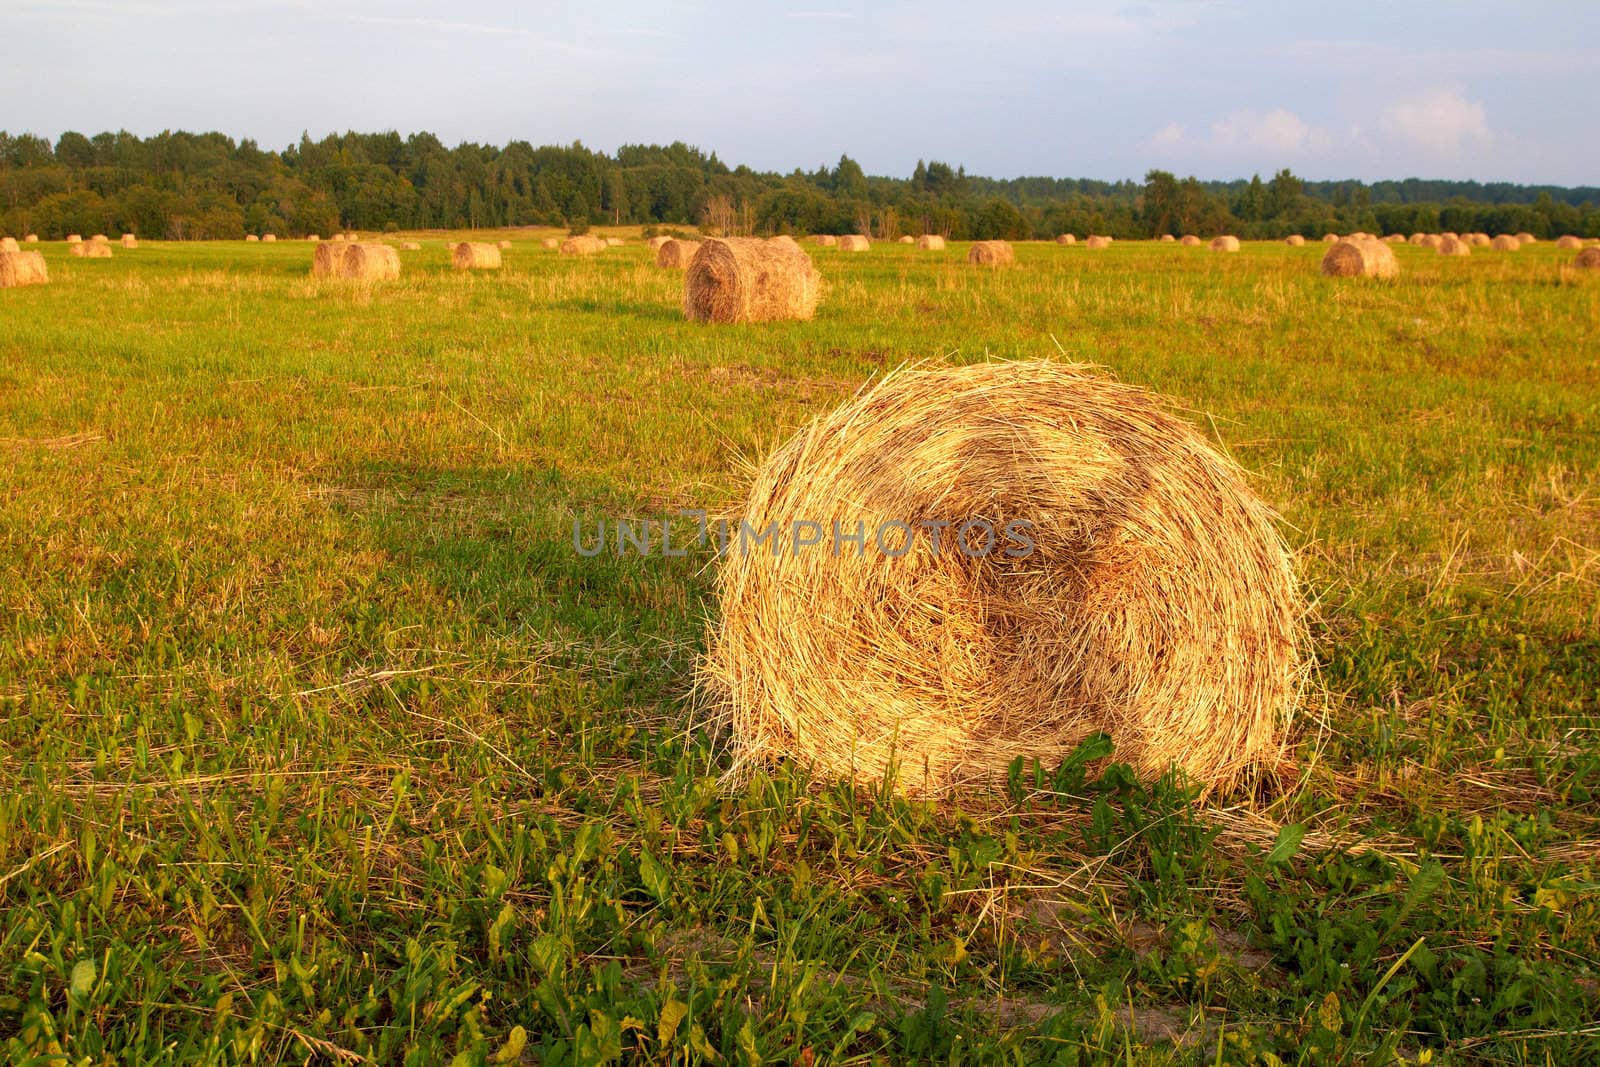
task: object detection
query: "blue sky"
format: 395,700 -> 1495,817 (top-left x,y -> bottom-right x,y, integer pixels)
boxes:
4,0 -> 1596,184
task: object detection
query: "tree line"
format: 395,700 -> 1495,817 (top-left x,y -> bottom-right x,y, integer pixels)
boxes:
3,129 -> 1597,242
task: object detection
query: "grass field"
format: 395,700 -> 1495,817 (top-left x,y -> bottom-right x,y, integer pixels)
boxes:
2,233 -> 1597,1064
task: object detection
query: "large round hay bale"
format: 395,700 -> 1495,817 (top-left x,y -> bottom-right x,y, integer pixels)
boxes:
813,235 -> 839,247
1441,231 -> 1459,241
0,237 -> 17,253
1555,235 -> 1583,250
1284,235 -> 1305,246
1085,235 -> 1112,249
0,250 -> 49,288
1179,234 -> 1201,247
453,242 -> 502,270
1490,234 -> 1520,251
916,234 -> 946,250
1515,232 -> 1536,244
702,360 -> 1304,795
1408,233 -> 1428,245
1574,247 -> 1600,270
312,242 -> 343,277
1384,234 -> 1405,244
70,241 -> 112,258
683,236 -> 820,323
560,235 -> 606,256
647,235 -> 671,251
1210,235 -> 1241,252
1158,234 -> 1176,242
120,234 -> 138,249
245,234 -> 260,242
1055,234 -> 1076,245
968,240 -> 1014,265
1466,233 -> 1490,247
1436,236 -> 1471,256
23,234 -> 38,243
1419,234 -> 1441,249
342,242 -> 401,280
838,235 -> 870,252
655,238 -> 702,268
262,234 -> 277,243
897,235 -> 915,244
1321,237 -> 1399,279
1321,233 -> 1338,243
66,235 -> 82,245
91,234 -> 109,244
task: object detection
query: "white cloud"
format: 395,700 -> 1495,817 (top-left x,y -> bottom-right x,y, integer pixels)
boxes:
1379,88 -> 1488,154
1148,121 -> 1186,148
1209,107 -> 1330,154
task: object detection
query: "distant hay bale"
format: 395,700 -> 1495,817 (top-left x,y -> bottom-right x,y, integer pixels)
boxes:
0,237 -> 16,253
897,235 -> 915,244
342,232 -> 358,241
1348,232 -> 1371,240
1467,233 -> 1491,247
1284,235 -> 1305,246
1490,235 -> 1520,251
560,235 -> 607,256
70,241 -> 112,258
1574,247 -> 1600,269
497,240 -> 512,249
453,242 -> 502,270
1436,236 -> 1471,256
915,235 -> 946,250
1321,237 -> 1399,279
246,234 -> 260,242
342,242 -> 401,281
683,236 -> 820,323
648,236 -> 671,251
655,238 -> 702,268
1055,234 -> 1076,245
1209,235 -> 1241,252
306,234 -> 320,242
1179,235 -> 1201,247
1555,235 -> 1583,250
838,235 -> 870,252
1409,233 -> 1428,245
605,237 -> 624,247
701,360 -> 1305,796
263,234 -> 277,243
967,240 -> 1014,265
0,250 -> 49,288
24,234 -> 39,243
400,242 -> 422,250
91,234 -> 109,244
120,234 -> 138,249
1441,232 -> 1459,241
1384,234 -> 1405,244
814,235 -> 838,247
1158,234 -> 1175,242
1085,235 -> 1112,249
1419,234 -> 1441,249
1515,232 -> 1536,244
66,235 -> 82,245
542,237 -> 560,249
770,235 -> 801,250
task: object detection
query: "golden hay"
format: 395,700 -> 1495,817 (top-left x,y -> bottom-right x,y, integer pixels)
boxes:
967,240 -> 1014,265
453,242 -> 502,269
655,238 -> 702,268
1210,235 -> 1241,252
1467,233 -> 1491,247
915,235 -> 946,250
400,242 -> 422,250
1055,234 -> 1076,245
1284,235 -> 1306,246
1322,233 -> 1338,242
770,234 -> 801,250
605,237 -> 624,247
1348,231 -> 1371,240
66,235 -> 82,245
1320,237 -> 1399,279
1574,247 -> 1600,270
262,234 -> 276,242
91,234 -> 108,244
1436,236 -> 1471,256
342,232 -> 358,241
341,242 -> 401,280
560,235 -> 607,256
497,240 -> 513,249
647,235 -> 671,251
1555,235 -> 1583,250
683,236 -> 820,324
1441,231 -> 1459,241
120,234 -> 138,249
0,250 -> 49,288
838,235 -> 871,252
70,241 -> 112,258
1158,234 -> 1176,242
701,360 -> 1305,796
1419,234 -> 1441,249
1179,235 -> 1201,247
897,235 -> 915,244
542,237 -> 560,249
1515,232 -> 1536,244
0,237 -> 16,253
1085,235 -> 1112,249
1490,235 -> 1520,251
246,234 -> 260,242
306,234 -> 320,242
813,235 -> 838,247
24,235 -> 39,243
1384,234 -> 1406,243
1409,233 -> 1428,245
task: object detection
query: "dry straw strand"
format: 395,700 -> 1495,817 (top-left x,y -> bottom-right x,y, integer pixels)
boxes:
700,360 -> 1305,796
683,236 -> 820,324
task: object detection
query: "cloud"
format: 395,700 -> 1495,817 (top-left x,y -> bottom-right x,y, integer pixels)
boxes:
1148,121 -> 1186,148
1378,87 -> 1488,154
1209,107 -> 1330,154
786,10 -> 855,18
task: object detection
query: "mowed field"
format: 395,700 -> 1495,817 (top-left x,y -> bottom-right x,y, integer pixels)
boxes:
2,233 -> 1598,1064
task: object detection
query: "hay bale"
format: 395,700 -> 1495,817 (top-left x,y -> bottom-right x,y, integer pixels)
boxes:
1179,235 -> 1201,247
813,235 -> 838,247
605,237 -> 624,247
770,235 -> 801,250
1555,235 -> 1583,250
1158,234 -> 1176,242
1055,234 -> 1076,245
1210,235 -> 1241,252
541,237 -> 559,249
0,250 -> 49,288
1515,232 -> 1536,244
312,242 -> 342,277
306,234 -> 320,242
1441,231 -> 1459,241
1085,235 -> 1113,249
341,242 -> 401,280
1321,233 -> 1338,243
1467,233 -> 1491,247
1321,237 -> 1399,279
400,242 -> 422,250
0,237 -> 16,253
66,235 -> 82,245
1574,247 -> 1600,270
1284,235 -> 1306,246
245,234 -> 260,242
1419,234 -> 1441,249
683,236 -> 820,323
897,235 -> 914,244
915,235 -> 946,250
968,240 -> 1014,266
342,232 -> 358,241
838,235 -> 870,252
120,234 -> 138,249
1436,236 -> 1471,256
648,236 -> 671,251
497,240 -> 512,250
1384,234 -> 1406,243
701,360 -> 1304,796
1348,231 -> 1371,240
70,241 -> 112,258
453,242 -> 502,270
560,235 -> 607,256
655,238 -> 702,268
91,234 -> 109,244
1409,233 -> 1428,245
1490,235 -> 1520,251
24,234 -> 38,243
263,234 -> 277,243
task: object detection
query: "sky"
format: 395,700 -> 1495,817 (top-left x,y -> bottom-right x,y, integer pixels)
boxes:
3,0 -> 1597,185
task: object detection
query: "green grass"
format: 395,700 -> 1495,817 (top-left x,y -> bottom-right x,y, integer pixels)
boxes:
2,235 -> 1597,1065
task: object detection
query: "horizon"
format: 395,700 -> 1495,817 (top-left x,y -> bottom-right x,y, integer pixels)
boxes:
4,0 -> 1596,187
